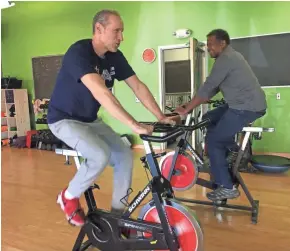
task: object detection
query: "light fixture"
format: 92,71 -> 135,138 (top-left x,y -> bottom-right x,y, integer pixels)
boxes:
173,29 -> 192,39
1,1 -> 15,9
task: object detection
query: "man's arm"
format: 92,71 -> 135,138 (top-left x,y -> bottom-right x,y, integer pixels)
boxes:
196,55 -> 231,100
180,87 -> 219,114
81,73 -> 140,129
125,75 -> 165,121
176,54 -> 231,114
185,96 -> 209,112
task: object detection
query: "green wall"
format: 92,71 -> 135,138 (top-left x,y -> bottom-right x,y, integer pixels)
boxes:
2,1 -> 290,152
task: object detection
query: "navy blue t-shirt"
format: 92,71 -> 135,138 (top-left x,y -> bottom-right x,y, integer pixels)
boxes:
47,39 -> 135,124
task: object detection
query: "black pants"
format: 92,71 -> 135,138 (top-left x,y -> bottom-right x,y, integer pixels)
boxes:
203,104 -> 266,188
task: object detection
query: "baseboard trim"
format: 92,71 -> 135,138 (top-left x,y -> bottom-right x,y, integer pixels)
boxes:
252,151 -> 290,158
131,147 -> 290,158
132,144 -> 161,150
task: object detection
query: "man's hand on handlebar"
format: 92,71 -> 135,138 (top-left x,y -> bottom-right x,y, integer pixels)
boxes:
131,112 -> 185,136
174,105 -> 188,115
132,122 -> 154,135
158,115 -> 177,126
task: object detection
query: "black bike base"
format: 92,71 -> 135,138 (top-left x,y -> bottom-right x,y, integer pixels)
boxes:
71,175 -> 180,251
175,197 -> 259,224
73,239 -> 92,251
72,209 -> 177,251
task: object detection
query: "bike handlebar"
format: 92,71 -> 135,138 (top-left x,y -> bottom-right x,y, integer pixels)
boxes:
140,128 -> 185,143
207,98 -> 226,107
165,98 -> 226,114
139,118 -> 211,143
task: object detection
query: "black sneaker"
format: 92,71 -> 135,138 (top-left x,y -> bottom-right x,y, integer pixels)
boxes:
207,187 -> 240,201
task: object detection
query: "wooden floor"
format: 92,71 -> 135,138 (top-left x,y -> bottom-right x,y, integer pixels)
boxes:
2,147 -> 290,251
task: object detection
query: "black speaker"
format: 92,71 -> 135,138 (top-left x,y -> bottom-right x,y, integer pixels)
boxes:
1,77 -> 22,89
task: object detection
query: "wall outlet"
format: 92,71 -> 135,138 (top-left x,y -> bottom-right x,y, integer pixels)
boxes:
276,93 -> 280,100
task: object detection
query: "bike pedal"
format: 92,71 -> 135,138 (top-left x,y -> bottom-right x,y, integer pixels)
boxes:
213,199 -> 227,206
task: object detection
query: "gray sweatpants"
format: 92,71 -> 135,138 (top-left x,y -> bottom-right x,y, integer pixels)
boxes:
48,118 -> 133,211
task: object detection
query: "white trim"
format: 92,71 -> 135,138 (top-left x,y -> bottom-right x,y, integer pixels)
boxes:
165,92 -> 191,95
158,46 -> 164,112
262,85 -> 290,89
132,144 -> 161,150
189,38 -> 196,148
158,43 -> 190,151
158,43 -> 189,51
230,31 -> 290,40
201,40 -> 209,78
158,43 -> 190,111
242,127 -> 274,133
189,38 -> 195,98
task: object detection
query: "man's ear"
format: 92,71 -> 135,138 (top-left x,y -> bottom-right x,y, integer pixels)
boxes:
95,23 -> 102,34
221,40 -> 227,49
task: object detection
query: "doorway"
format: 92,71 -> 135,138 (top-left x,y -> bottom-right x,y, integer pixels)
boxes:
158,38 -> 208,151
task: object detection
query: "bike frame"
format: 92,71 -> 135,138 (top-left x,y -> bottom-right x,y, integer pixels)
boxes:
163,111 -> 274,224
55,129 -> 186,251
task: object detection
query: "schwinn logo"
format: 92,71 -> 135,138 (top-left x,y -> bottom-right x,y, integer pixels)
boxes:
124,222 -> 147,231
128,186 -> 150,213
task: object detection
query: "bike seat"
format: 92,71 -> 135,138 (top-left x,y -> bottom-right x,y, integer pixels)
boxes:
55,148 -> 82,157
242,126 -> 275,133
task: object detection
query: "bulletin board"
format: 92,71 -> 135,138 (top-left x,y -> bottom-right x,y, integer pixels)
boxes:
32,54 -> 63,99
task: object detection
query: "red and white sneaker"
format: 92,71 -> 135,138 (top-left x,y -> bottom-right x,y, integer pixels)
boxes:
56,189 -> 85,227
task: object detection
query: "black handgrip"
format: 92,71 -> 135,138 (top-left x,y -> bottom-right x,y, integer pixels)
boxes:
165,106 -> 175,112
140,118 -> 211,133
207,98 -> 226,107
154,118 -> 210,131
139,122 -> 178,133
140,128 -> 184,143
165,112 -> 179,117
187,118 -> 211,130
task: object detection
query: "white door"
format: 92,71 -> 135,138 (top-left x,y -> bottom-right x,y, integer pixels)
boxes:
158,40 -> 207,151
189,38 -> 207,151
159,44 -> 190,150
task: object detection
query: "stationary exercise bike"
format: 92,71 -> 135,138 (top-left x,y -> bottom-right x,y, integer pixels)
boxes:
159,102 -> 274,224
55,122 -> 204,251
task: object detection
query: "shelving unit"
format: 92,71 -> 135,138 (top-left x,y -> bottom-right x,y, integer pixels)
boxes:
165,92 -> 191,110
1,89 -> 31,144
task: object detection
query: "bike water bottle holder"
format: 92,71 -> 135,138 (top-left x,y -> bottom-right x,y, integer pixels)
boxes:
120,188 -> 134,207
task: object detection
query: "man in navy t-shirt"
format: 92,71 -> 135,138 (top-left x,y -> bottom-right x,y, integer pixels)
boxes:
48,9 -> 175,228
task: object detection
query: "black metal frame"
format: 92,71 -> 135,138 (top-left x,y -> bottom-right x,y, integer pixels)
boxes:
56,128 -> 188,251
165,119 -> 261,224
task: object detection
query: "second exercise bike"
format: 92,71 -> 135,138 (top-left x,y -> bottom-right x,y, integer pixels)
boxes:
159,104 -> 274,224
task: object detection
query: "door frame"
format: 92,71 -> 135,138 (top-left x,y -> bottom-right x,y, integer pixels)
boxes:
158,43 -> 190,150
158,40 -> 209,150
158,43 -> 190,113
